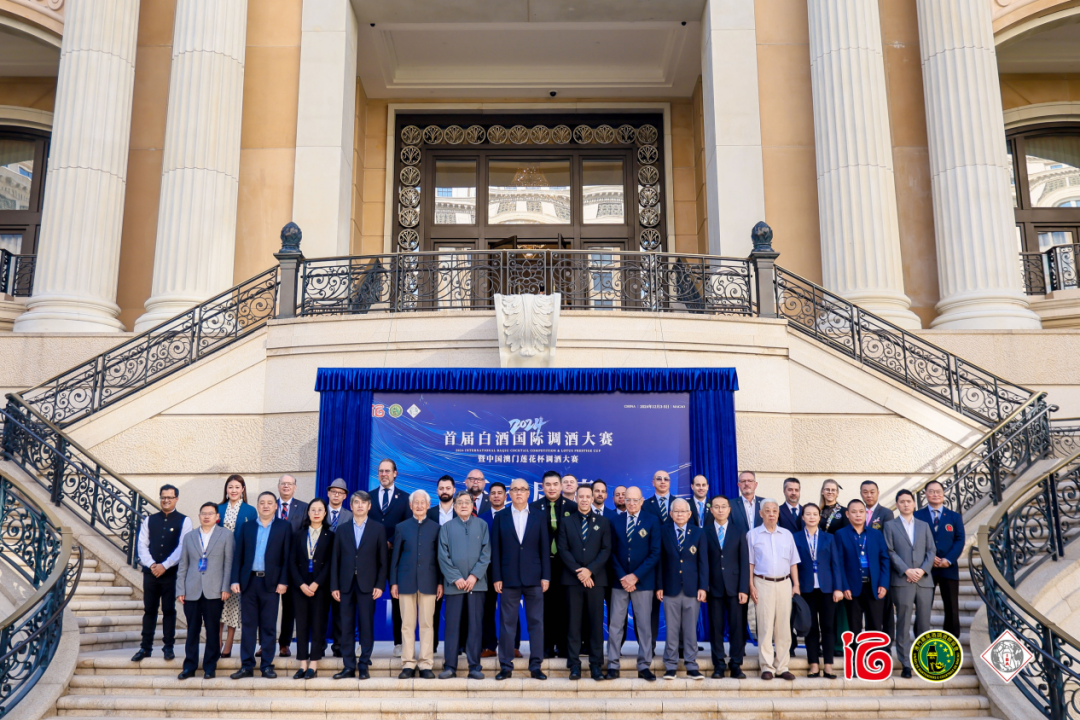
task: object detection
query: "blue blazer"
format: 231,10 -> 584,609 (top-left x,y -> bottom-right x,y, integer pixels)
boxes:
914,506 -> 965,581
834,525 -> 890,597
490,507 -> 551,588
729,496 -> 763,535
368,486 -> 411,543
218,502 -> 257,537
793,529 -> 843,594
609,512 -> 662,590
659,524 -> 708,597
603,507 -> 624,523
778,504 -> 803,534
642,494 -> 676,525
231,517 -> 292,592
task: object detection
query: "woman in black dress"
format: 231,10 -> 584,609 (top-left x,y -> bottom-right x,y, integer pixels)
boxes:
818,479 -> 848,534
290,498 -> 334,678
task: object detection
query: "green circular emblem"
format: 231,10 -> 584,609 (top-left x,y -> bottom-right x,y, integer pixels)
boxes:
911,630 -> 962,682
388,404 -> 403,418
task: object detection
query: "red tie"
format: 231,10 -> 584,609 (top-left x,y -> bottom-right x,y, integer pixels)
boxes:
281,502 -> 288,520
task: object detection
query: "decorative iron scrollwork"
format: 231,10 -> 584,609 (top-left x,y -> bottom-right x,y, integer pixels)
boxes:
398,207 -> 420,228
594,125 -> 615,144
400,146 -> 421,166
399,166 -> 421,186
488,125 -> 508,144
640,207 -> 660,227
640,186 -> 659,207
573,125 -> 594,144
444,125 -> 465,145
640,228 -> 662,250
399,187 -> 420,208
401,125 -> 422,145
423,125 -> 444,145
638,145 -> 659,165
397,229 -> 420,251
466,125 -> 486,144
530,125 -> 551,144
638,165 -> 659,186
636,124 -> 658,145
509,125 -> 530,144
617,124 -> 637,144
552,125 -> 572,144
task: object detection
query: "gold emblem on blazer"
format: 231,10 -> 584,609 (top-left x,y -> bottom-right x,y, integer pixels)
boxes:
593,525 -> 600,531
689,546 -> 697,554
639,529 -> 648,537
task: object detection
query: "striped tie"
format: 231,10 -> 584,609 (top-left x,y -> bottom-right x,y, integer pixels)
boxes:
678,527 -> 685,550
581,515 -> 589,543
659,496 -> 668,523
627,514 -> 637,540
717,524 -> 725,547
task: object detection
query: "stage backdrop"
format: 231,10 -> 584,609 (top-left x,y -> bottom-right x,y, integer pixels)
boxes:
314,368 -> 739,641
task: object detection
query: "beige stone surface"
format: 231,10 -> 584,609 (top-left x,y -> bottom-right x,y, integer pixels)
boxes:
0,333 -> 131,392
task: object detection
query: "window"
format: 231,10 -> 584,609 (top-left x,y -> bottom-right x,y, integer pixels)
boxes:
0,129 -> 48,256
488,159 -> 571,225
1008,127 -> 1080,254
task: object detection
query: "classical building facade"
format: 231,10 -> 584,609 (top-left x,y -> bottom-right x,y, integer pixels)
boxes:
2,0 -> 1079,333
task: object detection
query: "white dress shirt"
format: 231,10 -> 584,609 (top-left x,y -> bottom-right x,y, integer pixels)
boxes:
379,485 -> 396,510
747,524 -> 800,578
199,527 -> 214,552
742,496 -> 757,529
137,514 -> 193,570
786,502 -> 800,517
438,505 -> 455,525
900,514 -> 916,546
511,505 -> 529,543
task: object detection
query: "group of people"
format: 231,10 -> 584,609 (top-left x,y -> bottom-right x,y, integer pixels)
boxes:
132,464 -> 965,683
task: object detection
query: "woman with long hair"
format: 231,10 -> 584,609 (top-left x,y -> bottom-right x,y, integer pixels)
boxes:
290,498 -> 333,678
818,479 -> 848,535
217,474 -> 256,657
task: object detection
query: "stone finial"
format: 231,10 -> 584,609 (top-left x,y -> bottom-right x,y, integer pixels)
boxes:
751,221 -> 774,254
280,222 -> 302,254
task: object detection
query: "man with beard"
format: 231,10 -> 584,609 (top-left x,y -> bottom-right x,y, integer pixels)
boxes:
427,476 -> 457,653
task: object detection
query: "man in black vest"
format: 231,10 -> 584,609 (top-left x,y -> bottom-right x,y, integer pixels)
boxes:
132,484 -> 192,662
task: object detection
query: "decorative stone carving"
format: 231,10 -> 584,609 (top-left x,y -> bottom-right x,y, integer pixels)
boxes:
494,293 -> 561,368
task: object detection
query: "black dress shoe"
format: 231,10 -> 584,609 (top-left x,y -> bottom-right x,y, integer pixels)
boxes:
687,670 -> 704,680
305,669 -> 317,679
293,669 -> 306,680
568,669 -> 582,681
663,670 -> 677,680
177,670 -> 195,680
590,669 -> 606,681
730,667 -> 747,679
163,648 -> 175,661
230,668 -> 254,680
605,669 -> 620,679
333,670 -> 356,679
530,670 -> 547,680
901,667 -> 912,679
467,670 -> 484,680
203,672 -> 215,680
495,670 -> 513,681
130,649 -> 150,662
261,668 -> 277,679
638,669 -> 656,681
419,669 -> 436,679
358,669 -> 370,680
399,668 -> 416,679
711,669 -> 724,679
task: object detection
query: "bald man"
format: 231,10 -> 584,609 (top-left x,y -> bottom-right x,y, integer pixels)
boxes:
606,487 -> 661,681
689,475 -> 710,529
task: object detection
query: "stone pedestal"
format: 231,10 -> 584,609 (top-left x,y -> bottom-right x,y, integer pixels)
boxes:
134,0 -> 249,333
916,0 -> 1041,329
808,0 -> 921,329
14,0 -> 141,333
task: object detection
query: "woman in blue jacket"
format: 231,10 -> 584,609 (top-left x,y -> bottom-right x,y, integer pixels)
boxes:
794,503 -> 844,679
217,474 -> 257,657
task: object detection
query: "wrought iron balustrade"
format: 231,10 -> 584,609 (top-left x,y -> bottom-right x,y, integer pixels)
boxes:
298,250 -> 756,318
1020,243 -> 1080,295
0,250 -> 35,298
1051,417 -> 1080,459
1,396 -> 156,567
774,266 -> 1034,426
16,265 -> 279,428
0,471 -> 82,718
971,451 -> 1080,720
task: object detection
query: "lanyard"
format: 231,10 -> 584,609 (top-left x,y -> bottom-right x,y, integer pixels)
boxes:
308,528 -> 321,560
805,529 -> 817,561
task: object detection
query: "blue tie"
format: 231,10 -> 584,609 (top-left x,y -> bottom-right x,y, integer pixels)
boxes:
627,515 -> 637,540
330,509 -> 339,528
581,515 -> 589,543
381,490 -> 390,513
698,502 -> 705,527
659,497 -> 668,523
717,524 -> 725,547
678,527 -> 685,550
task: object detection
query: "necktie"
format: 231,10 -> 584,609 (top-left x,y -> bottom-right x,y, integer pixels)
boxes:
659,496 -> 668,523
932,509 -> 940,529
698,502 -> 705,526
581,515 -> 589,543
281,502 -> 288,520
717,524 -> 725,547
627,514 -> 637,540
381,490 -> 390,513
550,502 -> 557,554
331,509 -> 339,528
677,527 -> 685,550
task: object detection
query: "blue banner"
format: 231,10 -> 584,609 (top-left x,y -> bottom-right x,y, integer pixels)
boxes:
368,391 -> 691,500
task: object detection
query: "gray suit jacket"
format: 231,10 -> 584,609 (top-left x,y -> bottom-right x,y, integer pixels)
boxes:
176,525 -> 235,600
437,515 -> 490,595
883,516 -> 936,589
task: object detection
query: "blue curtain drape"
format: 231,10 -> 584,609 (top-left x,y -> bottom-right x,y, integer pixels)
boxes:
315,367 -> 738,499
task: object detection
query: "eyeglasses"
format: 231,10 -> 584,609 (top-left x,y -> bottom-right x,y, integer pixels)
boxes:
160,496 -> 177,501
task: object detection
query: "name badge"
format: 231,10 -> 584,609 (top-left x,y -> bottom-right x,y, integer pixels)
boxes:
812,560 -> 818,573
198,557 -> 208,573
308,559 -> 314,573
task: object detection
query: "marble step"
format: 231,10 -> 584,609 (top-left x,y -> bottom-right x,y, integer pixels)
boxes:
75,572 -> 117,586
73,585 -> 133,596
54,694 -> 992,719
79,629 -> 189,647
70,599 -> 143,614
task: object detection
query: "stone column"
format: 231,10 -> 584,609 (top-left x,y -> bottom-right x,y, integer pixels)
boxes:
14,0 -> 141,333
916,0 -> 1041,329
133,0 -> 248,332
699,0 -> 765,258
808,0 -> 921,329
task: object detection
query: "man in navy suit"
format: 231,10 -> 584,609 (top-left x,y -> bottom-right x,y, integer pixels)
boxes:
466,468 -> 491,516
557,484 -> 612,681
641,470 -> 676,650
330,491 -> 388,680
778,478 -> 803,533
835,499 -> 890,641
368,459 -> 411,655
479,482 -> 509,658
275,475 -> 307,658
230,492 -> 292,679
914,480 -> 965,638
604,485 -> 627,521
704,495 -> 749,678
730,471 -> 763,535
531,470 -> 570,659
491,479 -> 549,680
658,499 -> 709,679
688,475 -> 711,529
606,486 -> 661,681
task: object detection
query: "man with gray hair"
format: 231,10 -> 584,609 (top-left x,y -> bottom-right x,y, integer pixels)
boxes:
606,486 -> 661,681
437,491 -> 491,679
276,474 -> 307,657
747,499 -> 800,680
657,498 -> 708,679
390,489 -> 443,678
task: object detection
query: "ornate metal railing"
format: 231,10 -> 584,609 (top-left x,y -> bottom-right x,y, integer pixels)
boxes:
14,265 -> 279,428
0,471 -> 82,718
1051,417 -> 1080,459
774,266 -> 1034,426
0,251 -> 35,298
971,450 -> 1080,720
1020,244 -> 1080,295
298,250 -> 756,317
1,395 -> 157,566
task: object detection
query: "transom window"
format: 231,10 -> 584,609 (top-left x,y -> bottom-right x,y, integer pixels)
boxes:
0,128 -> 48,257
393,114 -> 665,253
1008,126 -> 1080,252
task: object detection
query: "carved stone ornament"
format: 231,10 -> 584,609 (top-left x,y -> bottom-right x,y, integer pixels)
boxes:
494,293 -> 561,368
279,222 -> 302,254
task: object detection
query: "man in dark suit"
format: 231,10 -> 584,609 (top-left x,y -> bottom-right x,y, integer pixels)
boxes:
641,470 -> 676,650
835,499 -> 890,643
325,478 -> 348,658
914,480 -> 965,638
860,480 -> 896,653
778,477 -> 803,533
230,491 -> 292,679
132,484 -> 191,663
275,475 -> 307,658
658,499 -> 709,679
688,475 -> 711,529
368,459 -> 411,656
607,486 -> 661,681
330,490 -> 388,680
427,475 -> 458,654
590,479 -> 609,516
479,482 -> 508,657
492,478 -> 550,680
604,485 -> 626,522
466,468 -> 491,516
531,470 -> 570,659
730,470 -> 763,535
703,495 -> 749,678
557,484 -> 611,681
390,489 -> 442,679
